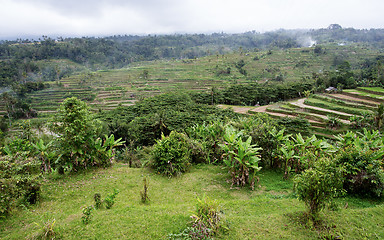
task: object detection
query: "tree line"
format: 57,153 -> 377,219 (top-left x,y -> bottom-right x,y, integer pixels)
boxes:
2,26 -> 384,70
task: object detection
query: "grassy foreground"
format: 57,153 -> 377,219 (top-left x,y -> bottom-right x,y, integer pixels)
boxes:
1,164 -> 383,239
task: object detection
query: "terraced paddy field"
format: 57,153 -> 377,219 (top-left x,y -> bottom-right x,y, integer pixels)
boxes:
223,88 -> 384,138
1,44 -> 378,118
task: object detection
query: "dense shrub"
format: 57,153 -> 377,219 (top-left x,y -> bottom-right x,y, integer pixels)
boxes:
0,178 -> 17,215
234,115 -> 286,168
0,156 -> 41,216
98,92 -> 237,148
50,97 -> 123,173
335,129 -> 384,197
279,134 -> 335,179
336,147 -> 384,197
186,121 -> 225,164
294,158 -> 345,219
150,131 -> 191,177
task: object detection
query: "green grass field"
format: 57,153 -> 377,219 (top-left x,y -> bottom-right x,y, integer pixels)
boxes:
1,164 -> 383,239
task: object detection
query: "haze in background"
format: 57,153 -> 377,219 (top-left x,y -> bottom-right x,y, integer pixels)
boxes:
1,0 -> 383,39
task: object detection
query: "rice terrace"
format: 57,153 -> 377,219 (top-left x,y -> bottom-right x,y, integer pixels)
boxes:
1,26 -> 384,240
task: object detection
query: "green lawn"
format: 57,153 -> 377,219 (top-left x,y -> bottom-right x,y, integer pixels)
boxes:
1,164 -> 383,239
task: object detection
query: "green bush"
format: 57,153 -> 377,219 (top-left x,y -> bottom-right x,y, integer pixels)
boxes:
151,131 -> 191,177
191,195 -> 223,235
105,189 -> 119,209
50,97 -> 123,173
186,121 -> 225,164
169,195 -> 226,239
0,178 -> 17,216
294,158 -> 345,219
82,205 -> 93,224
335,129 -> 384,197
94,193 -> 102,209
0,156 -> 41,216
336,147 -> 384,197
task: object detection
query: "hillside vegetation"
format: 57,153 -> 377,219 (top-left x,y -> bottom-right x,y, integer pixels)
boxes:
1,27 -> 384,240
1,164 -> 383,239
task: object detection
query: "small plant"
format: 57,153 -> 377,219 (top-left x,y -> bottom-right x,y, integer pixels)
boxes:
140,177 -> 150,203
327,115 -> 342,129
191,195 -> 222,235
105,189 -> 119,209
94,193 -> 102,209
82,205 -> 93,224
30,218 -> 57,240
168,195 -> 226,239
303,90 -> 311,98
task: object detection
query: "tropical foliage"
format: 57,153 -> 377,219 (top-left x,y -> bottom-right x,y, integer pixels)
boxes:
219,126 -> 262,189
50,97 -> 123,173
150,131 -> 192,177
294,158 -> 345,219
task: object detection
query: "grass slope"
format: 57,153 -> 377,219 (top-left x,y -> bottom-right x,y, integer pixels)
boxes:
1,164 -> 383,239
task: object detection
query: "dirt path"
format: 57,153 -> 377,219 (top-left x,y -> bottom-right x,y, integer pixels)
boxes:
248,105 -> 270,113
291,99 -> 352,117
217,105 -> 255,114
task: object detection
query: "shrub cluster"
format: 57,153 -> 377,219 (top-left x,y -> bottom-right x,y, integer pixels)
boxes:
336,147 -> 384,197
294,158 -> 345,218
150,131 -> 192,177
50,97 -> 124,173
191,81 -> 313,106
0,155 -> 41,216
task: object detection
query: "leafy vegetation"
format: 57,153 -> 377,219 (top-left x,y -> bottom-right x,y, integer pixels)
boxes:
50,97 -> 124,173
294,158 -> 345,220
1,26 -> 384,239
150,131 -> 192,177
104,189 -> 120,209
219,126 -> 262,189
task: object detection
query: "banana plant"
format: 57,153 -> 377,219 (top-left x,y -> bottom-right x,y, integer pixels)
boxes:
220,126 -> 262,190
280,141 -> 298,179
31,139 -> 54,173
93,134 -> 125,166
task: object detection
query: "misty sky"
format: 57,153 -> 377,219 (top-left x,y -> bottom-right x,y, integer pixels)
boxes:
1,0 -> 383,39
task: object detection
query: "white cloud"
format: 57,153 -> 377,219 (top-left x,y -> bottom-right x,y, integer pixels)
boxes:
1,0 -> 383,39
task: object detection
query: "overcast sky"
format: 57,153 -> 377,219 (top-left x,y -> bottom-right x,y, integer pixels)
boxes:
1,0 -> 383,39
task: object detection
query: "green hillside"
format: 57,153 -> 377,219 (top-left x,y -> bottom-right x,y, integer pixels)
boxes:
1,43 -> 378,117
1,164 -> 383,240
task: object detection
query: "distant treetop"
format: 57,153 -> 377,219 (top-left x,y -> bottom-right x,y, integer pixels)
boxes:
328,24 -> 342,30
